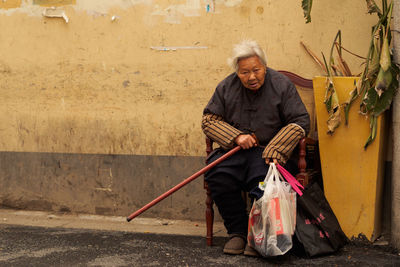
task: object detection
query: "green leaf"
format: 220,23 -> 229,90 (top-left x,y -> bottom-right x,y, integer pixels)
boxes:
373,85 -> 396,116
343,80 -> 358,125
372,65 -> 399,115
366,33 -> 381,79
362,86 -> 378,114
382,0 -> 387,13
329,30 -> 341,76
322,52 -> 331,77
375,67 -> 392,97
365,0 -> 382,15
302,0 -> 313,23
379,35 -> 391,71
364,115 -> 377,149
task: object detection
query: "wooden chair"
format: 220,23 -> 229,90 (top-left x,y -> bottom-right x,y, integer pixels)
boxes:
204,70 -> 320,246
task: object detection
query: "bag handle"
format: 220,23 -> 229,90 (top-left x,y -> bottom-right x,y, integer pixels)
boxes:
276,164 -> 304,196
262,163 -> 284,197
264,163 -> 277,192
276,164 -> 304,189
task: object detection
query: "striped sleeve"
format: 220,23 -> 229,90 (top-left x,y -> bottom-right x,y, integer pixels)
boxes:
202,113 -> 242,150
262,123 -> 306,164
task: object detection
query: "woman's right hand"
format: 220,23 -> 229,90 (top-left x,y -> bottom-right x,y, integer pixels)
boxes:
234,134 -> 258,149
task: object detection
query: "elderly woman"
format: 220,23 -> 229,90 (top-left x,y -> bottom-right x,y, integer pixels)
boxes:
202,40 -> 310,256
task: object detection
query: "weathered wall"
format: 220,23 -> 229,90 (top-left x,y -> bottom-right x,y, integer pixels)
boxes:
0,0 -> 378,220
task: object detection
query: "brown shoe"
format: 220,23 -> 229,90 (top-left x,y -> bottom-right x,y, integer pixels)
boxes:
223,234 -> 246,255
244,244 -> 261,257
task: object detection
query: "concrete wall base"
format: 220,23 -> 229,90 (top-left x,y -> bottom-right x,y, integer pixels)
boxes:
0,151 -> 212,221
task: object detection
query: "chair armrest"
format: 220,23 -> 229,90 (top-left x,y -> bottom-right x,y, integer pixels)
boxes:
296,137 -> 318,186
297,137 -> 307,174
206,137 -> 214,157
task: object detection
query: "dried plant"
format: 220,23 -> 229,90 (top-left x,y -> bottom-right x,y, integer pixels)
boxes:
301,0 -> 399,149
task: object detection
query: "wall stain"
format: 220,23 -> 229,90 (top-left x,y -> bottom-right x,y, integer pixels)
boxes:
238,5 -> 250,17
0,0 -> 21,9
33,0 -> 76,7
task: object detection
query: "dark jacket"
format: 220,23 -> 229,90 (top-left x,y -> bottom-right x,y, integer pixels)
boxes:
203,68 -> 310,146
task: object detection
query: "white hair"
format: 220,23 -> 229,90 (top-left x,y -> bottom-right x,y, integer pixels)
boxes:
228,40 -> 267,72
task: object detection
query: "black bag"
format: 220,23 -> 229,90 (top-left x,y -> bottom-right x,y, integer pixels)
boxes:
293,182 -> 348,257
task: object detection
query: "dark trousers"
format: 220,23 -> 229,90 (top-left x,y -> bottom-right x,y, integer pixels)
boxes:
205,146 -> 297,236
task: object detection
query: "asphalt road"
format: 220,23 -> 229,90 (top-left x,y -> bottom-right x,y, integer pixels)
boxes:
1,224 -> 400,266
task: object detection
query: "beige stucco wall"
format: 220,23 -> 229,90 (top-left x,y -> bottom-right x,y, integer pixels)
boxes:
0,0 -> 378,157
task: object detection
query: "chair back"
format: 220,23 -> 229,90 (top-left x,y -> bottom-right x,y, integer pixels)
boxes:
278,71 -> 317,139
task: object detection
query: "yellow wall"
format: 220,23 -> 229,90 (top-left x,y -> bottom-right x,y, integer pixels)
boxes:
0,0 -> 378,157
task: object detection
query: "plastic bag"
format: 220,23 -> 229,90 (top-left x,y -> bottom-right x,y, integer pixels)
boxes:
247,163 -> 296,257
293,182 -> 348,257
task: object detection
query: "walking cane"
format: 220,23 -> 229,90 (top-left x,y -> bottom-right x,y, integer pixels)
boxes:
126,146 -> 241,222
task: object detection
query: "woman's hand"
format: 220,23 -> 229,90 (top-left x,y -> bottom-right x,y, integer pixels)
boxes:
234,134 -> 258,149
265,158 -> 278,165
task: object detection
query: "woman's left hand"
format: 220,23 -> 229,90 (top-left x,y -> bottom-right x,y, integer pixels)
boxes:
265,158 -> 278,165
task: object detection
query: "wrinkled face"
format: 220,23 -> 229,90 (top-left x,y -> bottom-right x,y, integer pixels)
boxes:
237,56 -> 266,91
